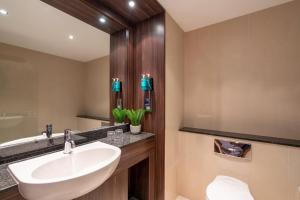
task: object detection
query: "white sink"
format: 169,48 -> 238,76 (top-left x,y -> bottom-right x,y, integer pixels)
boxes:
8,141 -> 121,200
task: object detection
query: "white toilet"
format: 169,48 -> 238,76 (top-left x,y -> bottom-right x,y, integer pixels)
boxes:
206,176 -> 254,200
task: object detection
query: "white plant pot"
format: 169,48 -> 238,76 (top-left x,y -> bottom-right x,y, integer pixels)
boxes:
114,122 -> 125,126
130,124 -> 141,134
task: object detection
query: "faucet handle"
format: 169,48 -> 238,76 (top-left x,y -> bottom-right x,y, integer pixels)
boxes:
46,124 -> 52,138
63,129 -> 75,154
70,140 -> 76,148
46,124 -> 52,131
41,131 -> 47,137
64,129 -> 72,141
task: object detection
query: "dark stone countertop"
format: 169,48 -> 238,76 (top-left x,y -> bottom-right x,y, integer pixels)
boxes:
0,132 -> 154,193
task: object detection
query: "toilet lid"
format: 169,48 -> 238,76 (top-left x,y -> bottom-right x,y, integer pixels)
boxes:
206,176 -> 254,200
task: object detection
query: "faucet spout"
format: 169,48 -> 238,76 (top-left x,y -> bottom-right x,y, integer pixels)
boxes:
41,124 -> 52,138
63,129 -> 75,154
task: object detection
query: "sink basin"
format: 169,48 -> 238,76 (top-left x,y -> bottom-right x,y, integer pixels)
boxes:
8,141 -> 121,200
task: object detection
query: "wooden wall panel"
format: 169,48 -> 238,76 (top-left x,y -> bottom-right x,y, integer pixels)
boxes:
133,13 -> 165,200
99,0 -> 164,24
129,159 -> 149,200
110,28 -> 134,120
0,187 -> 24,200
41,0 -> 129,34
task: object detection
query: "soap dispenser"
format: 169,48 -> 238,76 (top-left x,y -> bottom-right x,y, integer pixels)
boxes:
140,74 -> 153,112
112,78 -> 122,109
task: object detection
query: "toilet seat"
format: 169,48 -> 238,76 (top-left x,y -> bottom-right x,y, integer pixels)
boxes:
206,176 -> 254,200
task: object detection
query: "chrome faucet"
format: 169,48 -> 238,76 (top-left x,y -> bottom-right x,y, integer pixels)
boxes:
63,129 -> 75,154
41,124 -> 52,138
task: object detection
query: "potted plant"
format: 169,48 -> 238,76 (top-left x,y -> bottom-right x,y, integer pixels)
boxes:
126,109 -> 146,134
112,108 -> 126,126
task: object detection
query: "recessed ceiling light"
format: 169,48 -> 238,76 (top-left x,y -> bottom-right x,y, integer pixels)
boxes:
68,35 -> 74,40
128,1 -> 135,8
0,9 -> 8,16
99,17 -> 106,23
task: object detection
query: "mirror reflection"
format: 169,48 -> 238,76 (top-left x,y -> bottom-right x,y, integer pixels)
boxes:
0,0 -> 110,146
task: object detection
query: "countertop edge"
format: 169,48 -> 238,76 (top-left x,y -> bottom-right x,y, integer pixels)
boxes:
0,132 -> 155,193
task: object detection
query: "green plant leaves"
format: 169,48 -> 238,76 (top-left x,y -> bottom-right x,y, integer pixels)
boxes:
112,108 -> 126,123
125,109 -> 146,126
112,108 -> 146,125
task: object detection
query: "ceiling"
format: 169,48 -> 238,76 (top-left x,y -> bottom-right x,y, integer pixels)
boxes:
97,0 -> 164,24
157,0 -> 293,32
0,0 -> 110,62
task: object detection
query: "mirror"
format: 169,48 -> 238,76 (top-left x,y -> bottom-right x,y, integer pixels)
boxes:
0,0 -> 110,147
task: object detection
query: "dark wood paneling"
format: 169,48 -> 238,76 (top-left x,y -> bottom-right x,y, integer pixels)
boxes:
133,13 -> 165,200
0,187 -> 24,200
41,0 -> 128,34
110,28 -> 134,120
98,0 -> 164,24
115,136 -> 155,174
129,159 -> 149,200
41,0 -> 164,34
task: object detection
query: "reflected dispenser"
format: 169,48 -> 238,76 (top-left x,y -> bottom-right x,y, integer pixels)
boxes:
140,74 -> 153,112
112,78 -> 122,109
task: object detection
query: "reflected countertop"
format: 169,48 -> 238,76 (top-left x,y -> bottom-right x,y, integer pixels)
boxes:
0,131 -> 154,192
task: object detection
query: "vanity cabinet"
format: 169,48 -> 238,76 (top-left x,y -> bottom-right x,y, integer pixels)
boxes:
0,136 -> 155,200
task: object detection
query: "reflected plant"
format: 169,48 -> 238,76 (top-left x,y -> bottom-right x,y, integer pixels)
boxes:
112,108 -> 126,123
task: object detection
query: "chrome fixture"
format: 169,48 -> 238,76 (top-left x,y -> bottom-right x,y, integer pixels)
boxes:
64,129 -> 75,154
214,139 -> 252,160
41,124 -> 52,138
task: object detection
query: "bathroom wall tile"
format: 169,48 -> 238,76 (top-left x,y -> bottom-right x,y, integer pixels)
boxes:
177,132 -> 298,200
0,43 -> 85,141
177,133 -> 218,200
167,1 -> 300,200
83,56 -> 110,118
183,0 -> 300,140
165,164 -> 178,200
248,142 -> 289,200
288,147 -> 300,200
165,13 -> 184,200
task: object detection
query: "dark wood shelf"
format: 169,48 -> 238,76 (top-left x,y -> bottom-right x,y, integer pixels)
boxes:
180,127 -> 300,148
76,115 -> 110,121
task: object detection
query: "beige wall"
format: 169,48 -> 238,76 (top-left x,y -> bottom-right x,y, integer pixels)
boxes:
0,46 -> 38,142
0,43 -> 84,141
77,118 -> 107,131
165,1 -> 300,200
83,56 -> 109,118
165,13 -> 184,200
177,132 -> 300,200
184,0 -> 300,140
0,43 -> 109,143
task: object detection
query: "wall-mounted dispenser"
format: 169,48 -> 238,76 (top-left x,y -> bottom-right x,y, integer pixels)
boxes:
140,74 -> 153,112
112,78 -> 122,109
